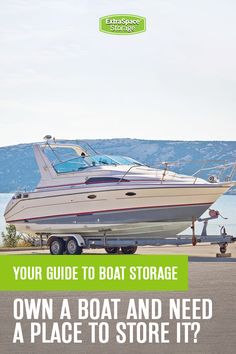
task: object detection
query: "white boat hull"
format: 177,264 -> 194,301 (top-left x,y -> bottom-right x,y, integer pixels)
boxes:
5,183 -> 232,238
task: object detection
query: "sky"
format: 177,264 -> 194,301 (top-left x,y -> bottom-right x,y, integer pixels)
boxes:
0,0 -> 236,147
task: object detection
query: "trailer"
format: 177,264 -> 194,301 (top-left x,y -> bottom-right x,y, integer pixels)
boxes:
43,209 -> 236,256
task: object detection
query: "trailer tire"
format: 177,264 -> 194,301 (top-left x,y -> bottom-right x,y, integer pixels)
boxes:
66,237 -> 83,255
121,246 -> 137,254
49,238 -> 65,255
105,247 -> 120,254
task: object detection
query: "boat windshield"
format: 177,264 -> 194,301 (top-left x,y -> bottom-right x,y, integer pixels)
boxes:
53,154 -> 143,173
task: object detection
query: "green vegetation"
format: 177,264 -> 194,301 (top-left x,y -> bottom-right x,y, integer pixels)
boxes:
1,224 -> 20,247
1,224 -> 35,248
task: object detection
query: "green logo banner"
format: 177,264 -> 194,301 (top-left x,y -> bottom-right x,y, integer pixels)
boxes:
99,14 -> 146,35
0,255 -> 188,291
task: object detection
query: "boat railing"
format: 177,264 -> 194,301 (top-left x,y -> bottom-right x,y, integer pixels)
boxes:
117,160 -> 236,184
160,160 -> 236,184
117,165 -> 142,183
191,161 -> 236,184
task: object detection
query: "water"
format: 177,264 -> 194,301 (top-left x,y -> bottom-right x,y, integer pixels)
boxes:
181,195 -> 236,236
0,193 -> 236,242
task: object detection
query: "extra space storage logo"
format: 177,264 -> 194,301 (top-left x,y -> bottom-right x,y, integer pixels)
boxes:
99,14 -> 146,35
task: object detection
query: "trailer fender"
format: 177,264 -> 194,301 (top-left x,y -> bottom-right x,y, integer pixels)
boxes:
47,234 -> 85,247
71,234 -> 85,247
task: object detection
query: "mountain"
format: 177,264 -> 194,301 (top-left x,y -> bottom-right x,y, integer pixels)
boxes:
0,139 -> 236,192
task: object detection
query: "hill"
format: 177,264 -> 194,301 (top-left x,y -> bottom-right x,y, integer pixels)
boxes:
0,139 -> 235,192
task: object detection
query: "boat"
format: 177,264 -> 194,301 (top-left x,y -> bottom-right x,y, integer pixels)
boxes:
4,137 -> 235,253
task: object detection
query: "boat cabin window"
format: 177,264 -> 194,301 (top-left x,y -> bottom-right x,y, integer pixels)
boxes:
53,157 -> 88,173
87,155 -> 142,167
88,155 -> 117,166
48,149 -> 143,174
85,177 -> 130,184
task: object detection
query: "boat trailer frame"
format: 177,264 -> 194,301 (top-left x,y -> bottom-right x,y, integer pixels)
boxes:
44,209 -> 236,255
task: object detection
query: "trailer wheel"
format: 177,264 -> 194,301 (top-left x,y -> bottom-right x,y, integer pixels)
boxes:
121,246 -> 137,254
105,247 -> 120,254
66,237 -> 83,255
49,238 -> 65,255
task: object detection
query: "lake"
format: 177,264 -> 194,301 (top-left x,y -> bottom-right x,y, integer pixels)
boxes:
0,193 -> 236,243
